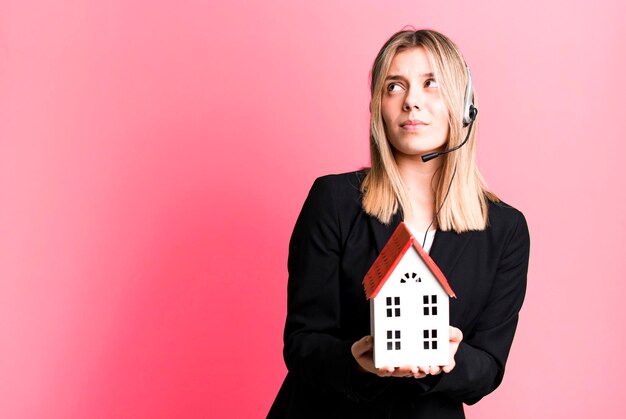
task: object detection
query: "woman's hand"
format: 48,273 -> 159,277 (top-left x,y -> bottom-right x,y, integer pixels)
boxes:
442,326 -> 463,373
350,326 -> 463,378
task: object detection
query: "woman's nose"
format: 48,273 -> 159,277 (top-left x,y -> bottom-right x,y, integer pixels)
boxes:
403,88 -> 424,111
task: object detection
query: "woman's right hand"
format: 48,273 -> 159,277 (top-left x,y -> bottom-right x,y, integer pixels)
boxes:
351,335 -> 427,379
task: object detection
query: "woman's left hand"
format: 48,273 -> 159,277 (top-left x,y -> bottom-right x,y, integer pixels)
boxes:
443,326 -> 463,373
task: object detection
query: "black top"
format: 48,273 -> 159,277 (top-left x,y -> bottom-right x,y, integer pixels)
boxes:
268,170 -> 530,419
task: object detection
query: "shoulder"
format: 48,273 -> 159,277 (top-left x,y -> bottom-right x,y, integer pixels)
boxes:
294,170 -> 368,233
310,169 -> 366,195
306,169 -> 366,209
488,199 -> 528,228
291,170 -> 368,247
486,199 -> 530,251
488,199 -> 526,227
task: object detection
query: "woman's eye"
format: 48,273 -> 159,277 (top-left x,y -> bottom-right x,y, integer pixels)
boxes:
387,83 -> 403,92
425,79 -> 439,88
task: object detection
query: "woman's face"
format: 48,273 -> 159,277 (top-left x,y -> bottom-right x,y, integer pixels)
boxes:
381,47 -> 450,160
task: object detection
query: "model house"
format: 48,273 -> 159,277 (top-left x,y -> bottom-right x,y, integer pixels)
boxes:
362,222 -> 457,368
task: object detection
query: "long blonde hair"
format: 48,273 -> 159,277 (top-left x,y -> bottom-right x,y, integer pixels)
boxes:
361,28 -> 498,232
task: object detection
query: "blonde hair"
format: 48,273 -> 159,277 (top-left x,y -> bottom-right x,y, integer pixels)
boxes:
361,28 -> 498,232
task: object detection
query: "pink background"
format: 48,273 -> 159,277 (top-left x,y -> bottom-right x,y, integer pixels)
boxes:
1,0 -> 625,417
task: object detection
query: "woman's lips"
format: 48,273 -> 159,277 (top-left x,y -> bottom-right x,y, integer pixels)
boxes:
401,121 -> 428,131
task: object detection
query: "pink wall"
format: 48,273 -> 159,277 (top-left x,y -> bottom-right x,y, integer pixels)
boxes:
1,0 -> 625,417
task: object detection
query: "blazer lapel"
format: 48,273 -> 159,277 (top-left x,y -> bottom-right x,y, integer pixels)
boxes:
429,229 -> 472,280
367,212 -> 402,255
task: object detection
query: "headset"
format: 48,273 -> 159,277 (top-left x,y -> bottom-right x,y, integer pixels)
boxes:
421,66 -> 478,163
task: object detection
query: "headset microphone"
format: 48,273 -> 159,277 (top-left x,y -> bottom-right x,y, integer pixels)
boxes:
421,66 -> 478,163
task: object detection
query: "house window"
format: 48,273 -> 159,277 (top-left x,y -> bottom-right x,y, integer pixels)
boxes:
386,296 -> 401,317
423,329 -> 438,350
423,295 -> 438,316
386,330 -> 401,350
401,272 -> 421,283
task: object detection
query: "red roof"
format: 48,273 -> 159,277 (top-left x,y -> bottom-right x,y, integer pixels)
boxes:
362,222 -> 456,299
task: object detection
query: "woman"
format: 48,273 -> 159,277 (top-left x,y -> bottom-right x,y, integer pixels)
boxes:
268,28 -> 530,418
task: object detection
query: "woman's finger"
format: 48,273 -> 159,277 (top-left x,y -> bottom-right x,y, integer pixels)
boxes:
351,336 -> 373,358
442,363 -> 454,373
377,365 -> 394,377
393,365 -> 418,378
430,365 -> 442,375
449,326 -> 463,343
417,365 -> 430,374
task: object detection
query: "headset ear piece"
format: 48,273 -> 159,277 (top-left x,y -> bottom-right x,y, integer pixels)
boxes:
469,105 -> 478,121
462,106 -> 478,128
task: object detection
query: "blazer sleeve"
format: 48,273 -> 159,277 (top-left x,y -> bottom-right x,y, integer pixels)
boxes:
413,208 -> 531,404
282,177 -> 363,399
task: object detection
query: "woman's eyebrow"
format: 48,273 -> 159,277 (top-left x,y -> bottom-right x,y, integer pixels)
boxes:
385,72 -> 434,80
385,74 -> 406,81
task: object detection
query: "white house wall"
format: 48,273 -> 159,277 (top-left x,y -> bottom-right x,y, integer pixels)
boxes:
372,247 -> 450,367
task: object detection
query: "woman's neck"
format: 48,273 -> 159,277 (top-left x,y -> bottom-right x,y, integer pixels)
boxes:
395,153 -> 442,231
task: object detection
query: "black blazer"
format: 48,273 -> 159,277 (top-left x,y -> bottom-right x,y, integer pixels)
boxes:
268,170 -> 530,419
